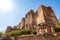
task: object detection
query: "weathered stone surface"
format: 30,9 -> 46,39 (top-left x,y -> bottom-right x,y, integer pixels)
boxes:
5,5 -> 58,35
5,26 -> 13,33
25,10 -> 35,30
35,5 -> 57,34
11,34 -> 60,40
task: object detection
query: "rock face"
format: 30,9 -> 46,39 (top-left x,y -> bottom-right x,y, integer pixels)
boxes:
5,5 -> 57,34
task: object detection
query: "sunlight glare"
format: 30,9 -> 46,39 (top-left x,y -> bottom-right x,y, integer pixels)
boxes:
0,0 -> 13,11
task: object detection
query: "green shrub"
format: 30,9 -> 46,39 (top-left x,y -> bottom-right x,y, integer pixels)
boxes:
8,29 -> 36,37
30,30 -> 37,35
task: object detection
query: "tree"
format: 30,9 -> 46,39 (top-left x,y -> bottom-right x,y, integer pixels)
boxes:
58,18 -> 60,22
0,32 -> 3,37
56,21 -> 60,28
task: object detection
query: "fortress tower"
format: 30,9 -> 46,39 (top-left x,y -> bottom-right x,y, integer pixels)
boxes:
5,5 -> 58,35
36,5 -> 57,34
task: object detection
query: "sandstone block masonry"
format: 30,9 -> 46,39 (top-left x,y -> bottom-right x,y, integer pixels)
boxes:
16,5 -> 57,34
11,34 -> 60,40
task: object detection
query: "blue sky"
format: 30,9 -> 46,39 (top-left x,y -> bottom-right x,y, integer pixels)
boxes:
0,0 -> 60,32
